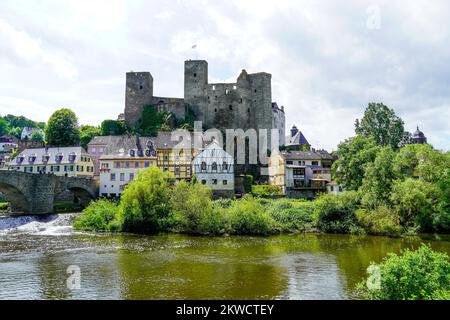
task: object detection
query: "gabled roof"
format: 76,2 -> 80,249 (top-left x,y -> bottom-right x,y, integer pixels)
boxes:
8,146 -> 87,166
287,130 -> 310,147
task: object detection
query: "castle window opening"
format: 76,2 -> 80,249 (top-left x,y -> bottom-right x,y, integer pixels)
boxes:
140,85 -> 143,90
233,85 -> 237,90
240,98 -> 243,104
212,85 -> 216,91
194,73 -> 197,78
229,105 -> 233,111
215,109 -> 217,112
225,89 -> 229,95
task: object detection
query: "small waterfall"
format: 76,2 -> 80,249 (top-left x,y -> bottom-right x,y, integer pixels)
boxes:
0,214 -> 78,236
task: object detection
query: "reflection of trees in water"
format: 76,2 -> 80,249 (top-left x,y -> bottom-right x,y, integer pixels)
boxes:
116,235 -> 289,300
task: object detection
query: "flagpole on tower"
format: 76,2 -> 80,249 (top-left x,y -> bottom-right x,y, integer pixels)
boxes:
192,44 -> 198,60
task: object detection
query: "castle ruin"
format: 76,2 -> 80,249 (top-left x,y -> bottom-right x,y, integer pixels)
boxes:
124,60 -> 285,148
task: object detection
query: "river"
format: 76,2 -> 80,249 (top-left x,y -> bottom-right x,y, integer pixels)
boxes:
0,214 -> 449,300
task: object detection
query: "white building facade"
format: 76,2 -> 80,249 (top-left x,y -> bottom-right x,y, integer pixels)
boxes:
21,127 -> 45,141
193,141 -> 234,198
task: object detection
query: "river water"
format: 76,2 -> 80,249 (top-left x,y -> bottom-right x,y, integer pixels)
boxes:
0,214 -> 449,300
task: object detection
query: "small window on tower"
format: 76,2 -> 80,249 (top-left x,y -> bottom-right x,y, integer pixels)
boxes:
140,85 -> 143,90
194,73 -> 197,78
229,105 -> 233,111
215,109 -> 217,112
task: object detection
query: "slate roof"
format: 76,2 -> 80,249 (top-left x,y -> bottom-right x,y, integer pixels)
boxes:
8,147 -> 87,166
280,149 -> 333,161
287,130 -> 310,147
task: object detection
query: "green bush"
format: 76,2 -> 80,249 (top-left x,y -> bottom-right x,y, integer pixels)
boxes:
359,244 -> 450,300
243,175 -> 253,194
356,206 -> 402,236
118,166 -> 173,234
73,199 -> 121,232
0,202 -> 9,211
227,196 -> 275,235
251,185 -> 283,197
314,191 -> 361,233
171,181 -> 226,235
264,198 -> 315,232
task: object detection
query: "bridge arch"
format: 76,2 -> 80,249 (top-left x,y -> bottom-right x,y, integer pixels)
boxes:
0,182 -> 31,214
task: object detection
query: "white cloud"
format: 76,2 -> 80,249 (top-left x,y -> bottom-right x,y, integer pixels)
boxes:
0,0 -> 448,150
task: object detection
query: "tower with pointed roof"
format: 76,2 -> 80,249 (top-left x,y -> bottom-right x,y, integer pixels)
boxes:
412,126 -> 427,144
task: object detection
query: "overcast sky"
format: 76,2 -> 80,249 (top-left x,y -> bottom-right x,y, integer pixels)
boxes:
0,0 -> 449,151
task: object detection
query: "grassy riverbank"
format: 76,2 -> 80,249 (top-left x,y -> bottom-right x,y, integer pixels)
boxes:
73,167 -> 449,237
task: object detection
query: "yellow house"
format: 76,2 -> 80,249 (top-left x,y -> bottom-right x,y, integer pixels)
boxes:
7,147 -> 95,178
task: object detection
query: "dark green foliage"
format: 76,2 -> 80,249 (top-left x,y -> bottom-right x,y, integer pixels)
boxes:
73,199 -> 121,232
100,120 -> 127,136
356,206 -> 401,236
133,105 -> 168,137
359,244 -> 450,300
80,125 -> 102,149
355,103 -> 406,149
243,175 -> 253,194
0,118 -> 9,136
30,130 -> 44,142
3,114 -> 44,130
314,192 -> 361,234
45,108 -> 80,147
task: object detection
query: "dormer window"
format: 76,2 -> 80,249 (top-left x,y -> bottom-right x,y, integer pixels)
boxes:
130,150 -> 135,157
68,152 -> 76,162
55,153 -> 63,163
42,154 -> 50,163
28,155 -> 37,163
137,150 -> 144,157
16,155 -> 24,164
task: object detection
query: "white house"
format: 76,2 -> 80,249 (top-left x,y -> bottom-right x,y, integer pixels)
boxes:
21,127 -> 45,141
193,141 -> 234,198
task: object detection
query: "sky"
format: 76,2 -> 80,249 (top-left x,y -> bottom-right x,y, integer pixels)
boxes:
0,0 -> 449,151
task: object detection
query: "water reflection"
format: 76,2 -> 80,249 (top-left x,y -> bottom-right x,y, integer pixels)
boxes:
0,221 -> 449,300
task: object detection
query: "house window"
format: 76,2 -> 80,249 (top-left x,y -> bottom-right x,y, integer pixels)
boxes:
175,166 -> 180,175
120,173 -> 125,181
293,168 -> 305,177
222,161 -> 228,171
212,179 -> 218,185
164,154 -> 169,162
111,173 -> 116,181
163,167 -> 168,172
201,180 -> 207,185
126,162 -> 130,168
144,162 -> 150,168
187,167 -> 191,175
212,162 -> 218,171
330,186 -> 334,192
135,162 -> 139,168
223,180 -> 228,185
287,161 -> 293,165
129,173 -> 135,181
312,161 -> 319,166
201,162 -> 207,172
116,162 -> 121,168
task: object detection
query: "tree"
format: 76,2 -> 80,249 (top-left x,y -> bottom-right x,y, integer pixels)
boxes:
435,168 -> 450,231
0,118 -> 9,136
360,146 -> 397,209
8,127 -> 22,139
359,245 -> 450,300
100,120 -> 127,136
118,166 -> 173,234
80,125 -> 102,149
332,135 -> 380,191
45,108 -> 80,147
390,178 -> 440,231
393,144 -> 450,184
133,105 -> 167,137
355,103 -> 405,149
30,130 -> 44,142
2,114 -> 44,130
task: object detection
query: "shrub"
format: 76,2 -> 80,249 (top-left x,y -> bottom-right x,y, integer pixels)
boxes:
243,175 -> 253,194
171,181 -> 226,235
73,199 -> 121,232
251,185 -> 283,197
356,206 -> 402,236
359,244 -> 450,300
227,196 -> 275,235
264,199 -> 315,232
314,191 -> 361,233
0,202 -> 9,211
118,166 -> 173,234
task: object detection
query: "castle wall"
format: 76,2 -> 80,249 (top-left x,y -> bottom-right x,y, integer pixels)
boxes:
125,72 -> 153,128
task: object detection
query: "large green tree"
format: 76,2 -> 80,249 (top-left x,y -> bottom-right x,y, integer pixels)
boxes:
332,135 -> 380,191
360,146 -> 397,210
0,118 -> 9,136
30,130 -> 44,142
80,125 -> 102,149
45,108 -> 80,147
100,119 -> 127,136
355,103 -> 405,149
133,105 -> 168,137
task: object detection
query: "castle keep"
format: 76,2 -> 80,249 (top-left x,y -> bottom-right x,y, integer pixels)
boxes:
125,60 -> 285,147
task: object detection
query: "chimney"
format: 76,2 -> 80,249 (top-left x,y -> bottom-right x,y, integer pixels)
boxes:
291,125 -> 299,137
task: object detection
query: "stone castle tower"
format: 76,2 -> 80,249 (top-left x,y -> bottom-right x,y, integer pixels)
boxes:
124,60 -> 285,148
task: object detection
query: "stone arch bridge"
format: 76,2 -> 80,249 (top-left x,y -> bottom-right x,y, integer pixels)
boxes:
0,171 -> 98,215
